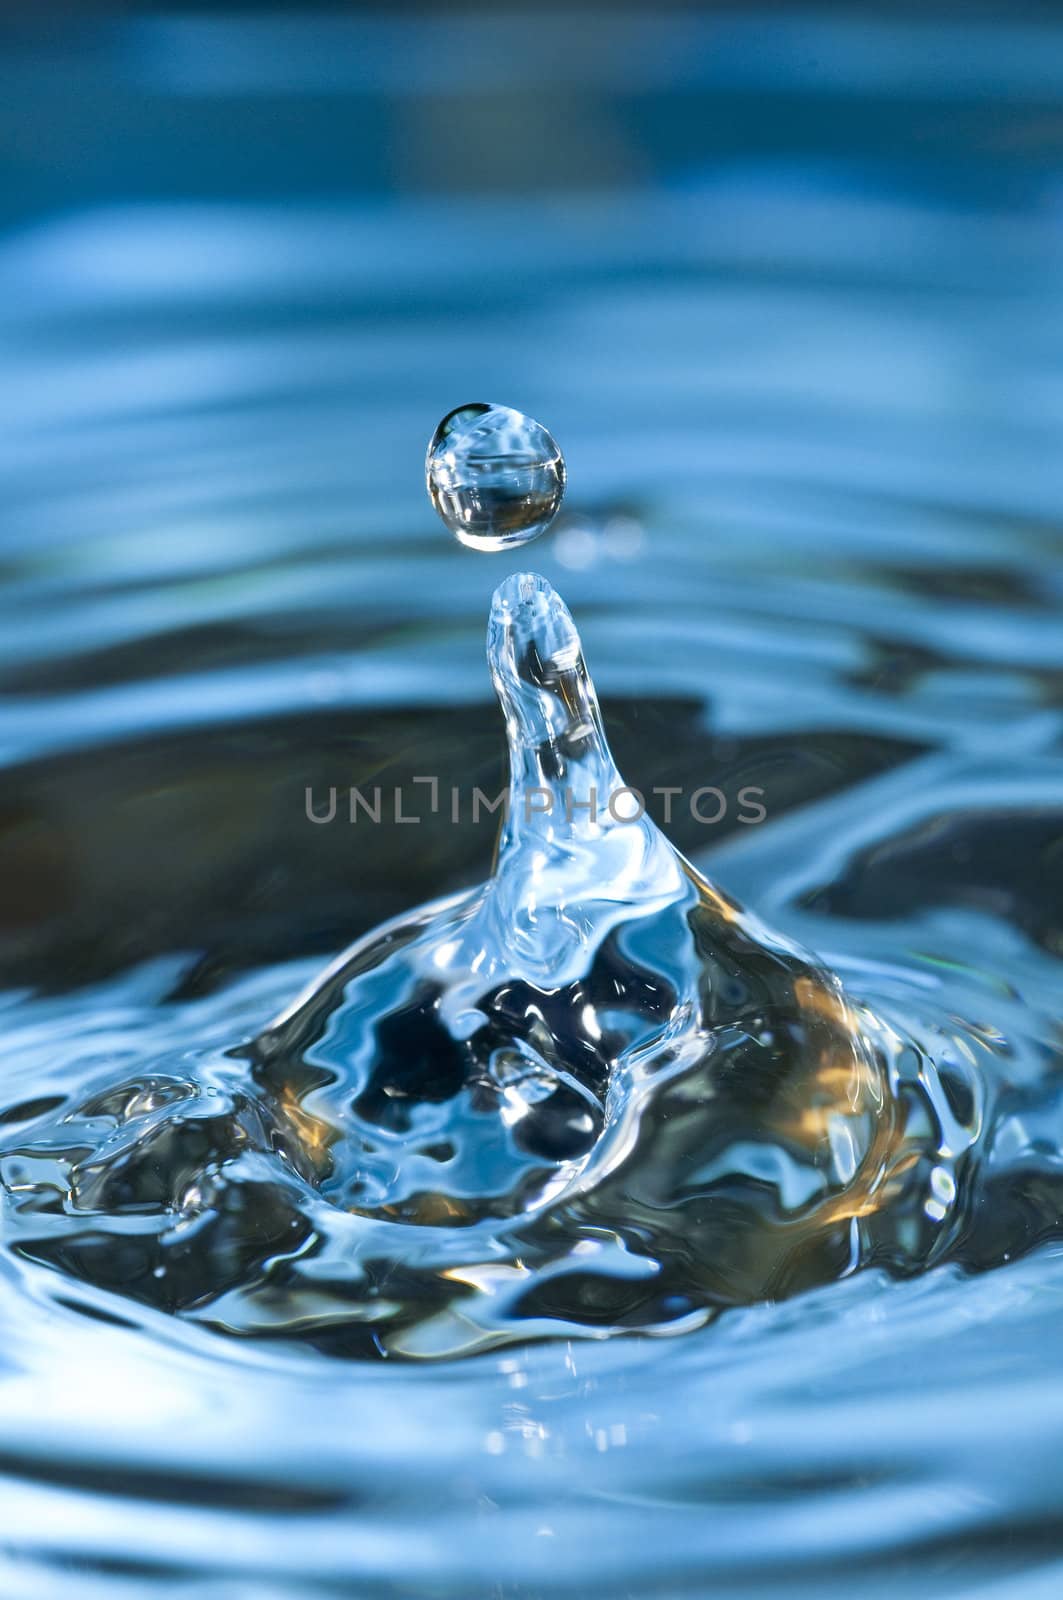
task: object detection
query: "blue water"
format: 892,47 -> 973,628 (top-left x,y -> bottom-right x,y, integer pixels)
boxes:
0,7 -> 1062,1596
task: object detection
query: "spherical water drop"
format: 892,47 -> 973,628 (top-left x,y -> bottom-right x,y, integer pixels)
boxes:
426,402 -> 565,551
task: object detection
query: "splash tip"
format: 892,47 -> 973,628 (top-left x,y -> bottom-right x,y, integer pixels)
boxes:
490,571 -> 556,618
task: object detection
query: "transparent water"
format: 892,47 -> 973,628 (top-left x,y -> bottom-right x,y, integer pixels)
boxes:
426,405 -> 565,550
0,8 -> 1062,1597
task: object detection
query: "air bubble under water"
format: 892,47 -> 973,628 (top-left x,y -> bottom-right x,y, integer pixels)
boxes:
426,403 -> 565,550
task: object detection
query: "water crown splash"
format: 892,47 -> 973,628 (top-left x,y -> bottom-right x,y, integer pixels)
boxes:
244,571 -> 942,1351
0,572 -> 976,1358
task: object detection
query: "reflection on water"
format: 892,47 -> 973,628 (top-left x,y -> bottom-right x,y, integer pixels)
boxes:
0,6 -> 1062,1597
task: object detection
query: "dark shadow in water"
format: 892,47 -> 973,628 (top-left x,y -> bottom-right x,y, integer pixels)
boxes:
0,698 -> 926,994
804,806 -> 1063,957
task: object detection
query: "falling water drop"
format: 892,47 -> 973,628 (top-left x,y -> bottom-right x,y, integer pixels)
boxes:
426,403 -> 565,550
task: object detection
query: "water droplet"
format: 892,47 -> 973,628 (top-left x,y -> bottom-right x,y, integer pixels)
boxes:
426,403 -> 565,551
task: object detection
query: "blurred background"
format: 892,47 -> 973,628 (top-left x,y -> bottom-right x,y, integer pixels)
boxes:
1,2 -> 1061,994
